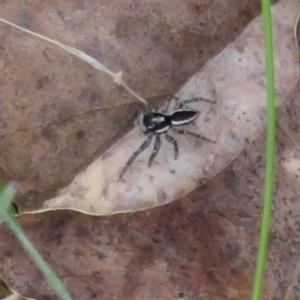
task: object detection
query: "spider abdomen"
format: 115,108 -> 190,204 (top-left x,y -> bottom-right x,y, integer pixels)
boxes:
170,109 -> 198,126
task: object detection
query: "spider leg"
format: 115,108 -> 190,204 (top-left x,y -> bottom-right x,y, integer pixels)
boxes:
175,96 -> 216,109
160,96 -> 172,113
148,102 -> 157,112
119,134 -> 153,180
172,128 -> 216,143
164,132 -> 179,160
148,135 -> 161,167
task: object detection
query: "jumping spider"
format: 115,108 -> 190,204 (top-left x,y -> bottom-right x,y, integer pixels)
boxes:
119,97 -> 215,180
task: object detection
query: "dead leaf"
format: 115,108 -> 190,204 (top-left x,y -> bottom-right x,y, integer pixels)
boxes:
0,0 -> 260,212
4,0 -> 294,299
39,0 -> 299,216
0,274 -> 35,300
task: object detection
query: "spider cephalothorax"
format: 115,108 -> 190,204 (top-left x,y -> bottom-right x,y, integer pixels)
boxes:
119,97 -> 215,180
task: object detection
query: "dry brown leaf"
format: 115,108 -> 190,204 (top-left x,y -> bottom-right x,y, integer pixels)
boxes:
0,275 -> 35,300
37,0 -> 299,216
4,1 -> 300,300
0,0 -> 260,213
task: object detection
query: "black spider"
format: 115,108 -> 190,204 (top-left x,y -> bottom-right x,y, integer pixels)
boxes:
119,97 -> 215,180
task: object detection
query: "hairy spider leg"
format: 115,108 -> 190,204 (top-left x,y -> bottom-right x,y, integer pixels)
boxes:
175,97 -> 216,109
159,96 -> 172,113
164,132 -> 179,159
172,128 -> 216,143
146,103 -> 157,115
119,134 -> 153,180
148,135 -> 161,167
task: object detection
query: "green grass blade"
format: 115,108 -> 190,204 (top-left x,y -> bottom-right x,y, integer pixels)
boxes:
0,185 -> 73,300
251,0 -> 276,299
0,184 -> 16,220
